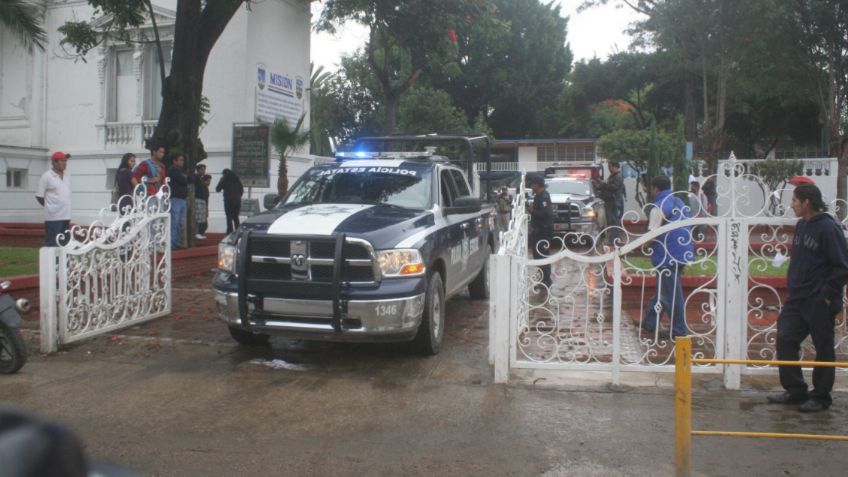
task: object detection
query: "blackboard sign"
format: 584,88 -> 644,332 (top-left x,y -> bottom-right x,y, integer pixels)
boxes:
232,124 -> 270,187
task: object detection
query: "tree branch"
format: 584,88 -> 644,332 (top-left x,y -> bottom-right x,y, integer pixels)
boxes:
197,0 -> 244,65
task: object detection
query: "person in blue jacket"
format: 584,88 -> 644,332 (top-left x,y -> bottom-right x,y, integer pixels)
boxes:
642,175 -> 694,340
768,184 -> 848,412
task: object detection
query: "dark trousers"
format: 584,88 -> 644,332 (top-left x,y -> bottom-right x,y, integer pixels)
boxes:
777,297 -> 838,405
531,228 -> 552,285
643,264 -> 688,337
198,222 -> 208,235
224,199 -> 241,234
44,220 -> 70,247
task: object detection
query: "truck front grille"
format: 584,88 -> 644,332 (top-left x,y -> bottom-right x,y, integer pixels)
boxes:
245,234 -> 377,286
555,203 -> 581,219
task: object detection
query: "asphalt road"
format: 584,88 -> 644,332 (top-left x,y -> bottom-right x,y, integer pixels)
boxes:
2,278 -> 847,476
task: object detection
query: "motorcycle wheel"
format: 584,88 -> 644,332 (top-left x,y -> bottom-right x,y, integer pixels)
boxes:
0,322 -> 27,374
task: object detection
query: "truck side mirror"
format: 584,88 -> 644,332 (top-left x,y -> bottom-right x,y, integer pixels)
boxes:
263,194 -> 280,210
445,195 -> 482,215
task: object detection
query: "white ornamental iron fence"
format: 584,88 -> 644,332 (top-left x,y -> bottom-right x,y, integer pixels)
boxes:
489,153 -> 848,387
40,181 -> 172,352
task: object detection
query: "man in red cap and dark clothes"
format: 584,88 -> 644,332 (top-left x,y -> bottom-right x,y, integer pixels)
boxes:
36,152 -> 72,247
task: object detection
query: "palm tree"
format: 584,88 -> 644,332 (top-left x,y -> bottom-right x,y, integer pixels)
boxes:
0,0 -> 47,52
309,63 -> 335,157
271,115 -> 310,197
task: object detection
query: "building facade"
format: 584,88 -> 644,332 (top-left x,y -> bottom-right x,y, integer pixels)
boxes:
0,0 -> 314,231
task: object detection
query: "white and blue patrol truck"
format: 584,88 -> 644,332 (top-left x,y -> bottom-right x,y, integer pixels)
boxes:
213,135 -> 496,355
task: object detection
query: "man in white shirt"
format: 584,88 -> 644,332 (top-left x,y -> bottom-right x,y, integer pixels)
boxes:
36,152 -> 72,247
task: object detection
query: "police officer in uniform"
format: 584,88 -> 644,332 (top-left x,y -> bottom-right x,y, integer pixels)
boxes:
529,176 -> 554,287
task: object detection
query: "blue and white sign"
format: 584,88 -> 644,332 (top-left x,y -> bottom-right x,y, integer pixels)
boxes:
255,63 -> 303,127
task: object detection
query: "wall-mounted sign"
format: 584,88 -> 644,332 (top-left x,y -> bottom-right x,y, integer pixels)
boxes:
255,63 -> 304,128
232,124 -> 270,188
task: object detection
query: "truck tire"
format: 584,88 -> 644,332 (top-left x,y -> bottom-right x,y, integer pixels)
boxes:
468,245 -> 492,300
413,272 -> 445,355
0,322 -> 27,374
228,326 -> 271,346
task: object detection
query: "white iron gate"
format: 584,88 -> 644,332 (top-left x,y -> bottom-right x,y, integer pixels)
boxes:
490,154 -> 848,387
40,184 -> 172,352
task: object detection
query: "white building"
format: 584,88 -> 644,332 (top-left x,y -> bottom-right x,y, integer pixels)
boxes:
0,0 -> 315,231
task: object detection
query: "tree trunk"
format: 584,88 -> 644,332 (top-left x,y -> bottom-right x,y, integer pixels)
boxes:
149,0 -> 243,246
277,154 -> 289,197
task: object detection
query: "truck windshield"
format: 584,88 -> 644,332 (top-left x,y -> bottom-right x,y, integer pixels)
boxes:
284,165 -> 432,209
546,180 -> 591,196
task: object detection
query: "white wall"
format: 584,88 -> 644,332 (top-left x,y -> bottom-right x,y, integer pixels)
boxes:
0,0 -> 313,232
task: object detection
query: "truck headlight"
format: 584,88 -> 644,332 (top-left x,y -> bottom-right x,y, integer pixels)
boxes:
583,207 -> 595,218
218,243 -> 237,273
376,249 -> 425,277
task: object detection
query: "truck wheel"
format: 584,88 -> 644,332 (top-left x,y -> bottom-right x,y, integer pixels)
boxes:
0,323 -> 27,374
468,245 -> 493,300
228,326 -> 270,346
413,273 -> 445,355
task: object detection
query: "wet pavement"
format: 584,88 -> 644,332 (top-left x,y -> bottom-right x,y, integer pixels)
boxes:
3,272 -> 848,476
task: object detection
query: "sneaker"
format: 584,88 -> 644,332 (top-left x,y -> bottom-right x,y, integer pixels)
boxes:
766,391 -> 808,405
798,399 -> 829,413
195,234 -> 207,240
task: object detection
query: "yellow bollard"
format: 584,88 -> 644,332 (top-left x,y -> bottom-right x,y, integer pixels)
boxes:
675,337 -> 692,477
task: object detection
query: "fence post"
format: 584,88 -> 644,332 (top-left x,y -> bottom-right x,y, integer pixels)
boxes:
722,219 -> 748,390
612,251 -> 622,385
39,247 -> 58,353
675,336 -> 692,477
493,254 -> 512,383
488,253 -> 496,366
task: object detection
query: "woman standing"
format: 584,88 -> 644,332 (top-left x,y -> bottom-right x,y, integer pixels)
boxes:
216,169 -> 244,233
115,153 -> 136,214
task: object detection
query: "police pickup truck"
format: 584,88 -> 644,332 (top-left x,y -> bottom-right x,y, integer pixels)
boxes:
213,144 -> 495,355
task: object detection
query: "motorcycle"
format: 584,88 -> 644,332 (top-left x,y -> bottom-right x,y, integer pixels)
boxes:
0,280 -> 29,374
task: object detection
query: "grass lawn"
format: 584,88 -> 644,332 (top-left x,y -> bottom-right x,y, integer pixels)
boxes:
625,255 -> 789,277
0,246 -> 40,277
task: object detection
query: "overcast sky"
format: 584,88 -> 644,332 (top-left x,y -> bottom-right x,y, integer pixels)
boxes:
310,1 -> 643,72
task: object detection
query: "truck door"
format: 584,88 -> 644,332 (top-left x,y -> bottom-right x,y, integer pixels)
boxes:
439,168 -> 469,295
449,169 -> 487,273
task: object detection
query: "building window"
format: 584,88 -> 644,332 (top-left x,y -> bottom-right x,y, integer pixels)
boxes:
105,42 -> 172,122
537,144 -> 596,163
144,42 -> 172,120
5,168 -> 27,189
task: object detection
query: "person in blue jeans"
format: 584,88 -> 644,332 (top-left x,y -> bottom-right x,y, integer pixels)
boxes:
641,175 -> 694,340
167,154 -> 191,249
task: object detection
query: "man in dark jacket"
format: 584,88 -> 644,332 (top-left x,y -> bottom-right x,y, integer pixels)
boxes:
595,161 -> 626,245
529,177 -> 554,287
194,164 -> 212,239
768,184 -> 848,412
167,154 -> 191,249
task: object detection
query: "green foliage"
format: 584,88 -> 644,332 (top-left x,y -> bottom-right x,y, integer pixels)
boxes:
271,115 -> 310,196
0,0 -> 47,52
317,0 -> 500,133
396,87 -> 470,134
58,1 -> 147,57
597,127 -> 676,170
422,0 -> 571,138
750,158 -> 804,193
587,100 -> 637,137
198,95 -> 211,131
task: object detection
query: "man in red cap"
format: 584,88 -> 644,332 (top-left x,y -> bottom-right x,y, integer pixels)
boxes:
36,152 -> 72,246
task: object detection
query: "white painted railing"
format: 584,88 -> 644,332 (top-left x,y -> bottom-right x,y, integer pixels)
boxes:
98,120 -> 159,145
490,153 -> 848,386
40,181 -> 172,352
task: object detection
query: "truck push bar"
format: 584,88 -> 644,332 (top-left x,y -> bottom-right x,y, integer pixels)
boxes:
237,231 -> 349,333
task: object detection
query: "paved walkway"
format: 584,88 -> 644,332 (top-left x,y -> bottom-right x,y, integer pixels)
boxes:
5,272 -> 847,476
